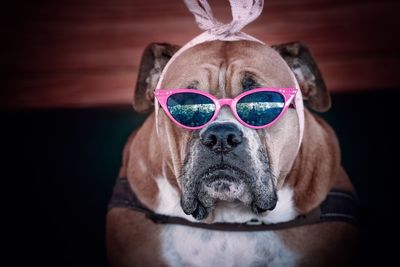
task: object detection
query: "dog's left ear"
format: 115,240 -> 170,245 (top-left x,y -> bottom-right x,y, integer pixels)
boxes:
272,42 -> 331,112
133,43 -> 181,113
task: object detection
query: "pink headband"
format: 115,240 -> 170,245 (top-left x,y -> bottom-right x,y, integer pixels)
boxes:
155,0 -> 304,154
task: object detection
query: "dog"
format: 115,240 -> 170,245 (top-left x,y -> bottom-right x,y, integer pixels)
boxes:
106,40 -> 357,267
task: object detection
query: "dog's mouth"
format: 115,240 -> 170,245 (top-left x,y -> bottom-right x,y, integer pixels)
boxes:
181,164 -> 277,221
201,165 -> 252,203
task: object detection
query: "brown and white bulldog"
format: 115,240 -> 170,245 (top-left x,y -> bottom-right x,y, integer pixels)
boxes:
106,40 -> 357,267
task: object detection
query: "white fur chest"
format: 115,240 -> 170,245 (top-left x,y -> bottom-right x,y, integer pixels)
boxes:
160,226 -> 298,267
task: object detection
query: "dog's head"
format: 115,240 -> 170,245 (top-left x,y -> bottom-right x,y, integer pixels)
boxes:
133,40 -> 329,220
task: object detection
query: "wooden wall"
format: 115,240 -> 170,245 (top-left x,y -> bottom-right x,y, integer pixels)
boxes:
2,0 -> 399,108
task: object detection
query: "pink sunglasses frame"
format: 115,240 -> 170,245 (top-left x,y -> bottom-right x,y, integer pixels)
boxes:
154,87 -> 298,130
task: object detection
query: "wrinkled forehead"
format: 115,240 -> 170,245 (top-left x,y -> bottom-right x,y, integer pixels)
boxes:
159,40 -> 298,97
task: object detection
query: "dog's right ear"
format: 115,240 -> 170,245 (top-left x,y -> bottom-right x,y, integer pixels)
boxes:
272,42 -> 331,112
133,43 -> 180,113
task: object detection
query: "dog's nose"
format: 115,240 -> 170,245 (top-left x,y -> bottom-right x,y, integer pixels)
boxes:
201,122 -> 243,153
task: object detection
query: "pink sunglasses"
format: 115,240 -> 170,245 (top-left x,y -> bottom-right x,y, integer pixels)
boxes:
154,88 -> 297,130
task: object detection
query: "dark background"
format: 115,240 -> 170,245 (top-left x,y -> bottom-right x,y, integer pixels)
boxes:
2,0 -> 399,266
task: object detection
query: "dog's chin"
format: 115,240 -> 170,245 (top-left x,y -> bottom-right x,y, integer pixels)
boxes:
188,177 -> 252,221
202,176 -> 252,204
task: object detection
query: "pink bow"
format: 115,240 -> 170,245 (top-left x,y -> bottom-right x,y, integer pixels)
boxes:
184,0 -> 264,36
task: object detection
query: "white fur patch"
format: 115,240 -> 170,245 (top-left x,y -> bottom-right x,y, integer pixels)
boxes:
155,175 -> 299,267
262,186 -> 298,223
154,175 -> 198,222
161,225 -> 298,267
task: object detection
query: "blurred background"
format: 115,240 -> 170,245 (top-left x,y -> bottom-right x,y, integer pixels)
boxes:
2,0 -> 399,266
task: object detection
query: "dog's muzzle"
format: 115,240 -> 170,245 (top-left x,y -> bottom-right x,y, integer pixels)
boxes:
180,122 -> 278,220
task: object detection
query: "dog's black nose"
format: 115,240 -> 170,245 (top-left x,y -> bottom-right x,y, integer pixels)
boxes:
201,122 -> 243,153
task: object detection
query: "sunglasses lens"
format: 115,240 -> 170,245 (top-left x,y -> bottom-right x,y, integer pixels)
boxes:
167,93 -> 215,128
236,92 -> 285,127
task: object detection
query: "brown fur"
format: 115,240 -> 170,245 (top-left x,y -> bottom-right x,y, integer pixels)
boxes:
279,222 -> 357,267
123,116 -> 164,209
286,110 -> 340,214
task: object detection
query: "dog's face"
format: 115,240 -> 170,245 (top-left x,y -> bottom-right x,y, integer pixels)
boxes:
133,40 -> 330,220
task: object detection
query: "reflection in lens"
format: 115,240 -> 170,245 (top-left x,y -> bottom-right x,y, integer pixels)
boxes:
167,92 -> 215,127
236,92 -> 284,126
